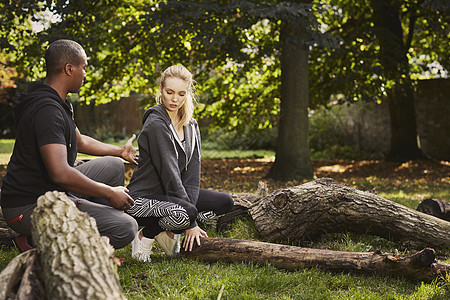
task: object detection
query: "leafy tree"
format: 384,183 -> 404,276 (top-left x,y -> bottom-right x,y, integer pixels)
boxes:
309,0 -> 449,160
1,0 -> 338,180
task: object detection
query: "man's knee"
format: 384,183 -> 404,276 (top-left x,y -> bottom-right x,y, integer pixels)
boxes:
103,156 -> 125,186
105,156 -> 125,172
109,214 -> 138,249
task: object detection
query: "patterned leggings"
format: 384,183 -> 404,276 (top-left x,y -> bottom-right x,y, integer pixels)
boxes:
127,189 -> 233,238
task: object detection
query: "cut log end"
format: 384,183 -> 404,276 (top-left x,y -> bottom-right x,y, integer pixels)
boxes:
0,191 -> 127,299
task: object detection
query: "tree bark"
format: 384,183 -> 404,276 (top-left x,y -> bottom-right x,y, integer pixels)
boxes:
267,11 -> 314,181
0,250 -> 44,300
250,178 -> 450,250
0,191 -> 127,300
15,250 -> 45,300
0,194 -> 18,247
29,191 -> 126,300
181,237 -> 449,283
216,181 -> 266,231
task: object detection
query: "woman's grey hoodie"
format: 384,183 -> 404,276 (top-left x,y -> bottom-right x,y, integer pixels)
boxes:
127,104 -> 201,206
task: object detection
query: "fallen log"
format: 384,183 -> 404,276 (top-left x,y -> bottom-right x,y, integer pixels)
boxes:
180,237 -> 449,283
0,250 -> 44,300
250,178 -> 450,250
417,198 -> 450,222
216,181 -> 266,232
0,191 -> 126,300
0,194 -> 18,247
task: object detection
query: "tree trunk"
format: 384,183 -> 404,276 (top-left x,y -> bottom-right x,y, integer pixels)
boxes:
250,178 -> 450,250
267,15 -> 313,181
0,191 -> 127,299
370,0 -> 423,160
180,237 -> 449,283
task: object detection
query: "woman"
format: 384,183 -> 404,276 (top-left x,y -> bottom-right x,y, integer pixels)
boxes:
127,65 -> 233,262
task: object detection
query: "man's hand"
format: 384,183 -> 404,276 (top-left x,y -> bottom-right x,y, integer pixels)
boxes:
120,134 -> 138,164
107,186 -> 135,211
183,226 -> 208,252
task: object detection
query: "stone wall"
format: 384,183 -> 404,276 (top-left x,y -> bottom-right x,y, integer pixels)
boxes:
338,78 -> 449,160
414,79 -> 449,160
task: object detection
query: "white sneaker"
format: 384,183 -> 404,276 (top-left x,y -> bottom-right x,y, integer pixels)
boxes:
155,231 -> 180,257
131,229 -> 154,262
174,234 -> 181,254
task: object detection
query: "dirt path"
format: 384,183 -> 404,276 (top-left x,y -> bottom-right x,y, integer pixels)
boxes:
200,159 -> 450,194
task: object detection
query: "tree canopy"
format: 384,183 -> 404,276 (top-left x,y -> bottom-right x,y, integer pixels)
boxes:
1,1 -> 335,131
1,0 -> 448,171
309,0 -> 449,106
309,0 -> 448,160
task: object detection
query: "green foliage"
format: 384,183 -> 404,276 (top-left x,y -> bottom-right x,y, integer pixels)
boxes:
2,0 -> 448,119
202,126 -> 277,151
0,0 -> 336,130
309,0 -> 449,107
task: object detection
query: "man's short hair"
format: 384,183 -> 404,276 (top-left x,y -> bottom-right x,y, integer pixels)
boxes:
45,39 -> 86,75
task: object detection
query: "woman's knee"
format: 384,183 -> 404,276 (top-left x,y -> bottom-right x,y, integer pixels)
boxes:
185,205 -> 198,224
223,193 -> 234,211
216,192 -> 234,215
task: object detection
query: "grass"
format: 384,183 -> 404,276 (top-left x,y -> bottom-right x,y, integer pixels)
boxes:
111,220 -> 450,299
0,139 -> 14,165
1,138 -> 449,299
0,138 -> 275,164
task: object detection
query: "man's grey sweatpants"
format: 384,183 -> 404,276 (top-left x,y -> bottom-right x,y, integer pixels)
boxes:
2,156 -> 138,249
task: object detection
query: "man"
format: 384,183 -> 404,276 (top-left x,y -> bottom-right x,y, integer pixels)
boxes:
0,39 -> 138,251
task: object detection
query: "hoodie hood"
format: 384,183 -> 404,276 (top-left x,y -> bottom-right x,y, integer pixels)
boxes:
142,104 -> 171,126
14,81 -> 72,122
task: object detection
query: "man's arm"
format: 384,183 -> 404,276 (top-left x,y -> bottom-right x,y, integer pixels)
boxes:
40,143 -> 134,210
76,128 -> 138,164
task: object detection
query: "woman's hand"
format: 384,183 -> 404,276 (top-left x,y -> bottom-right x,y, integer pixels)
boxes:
183,226 -> 208,252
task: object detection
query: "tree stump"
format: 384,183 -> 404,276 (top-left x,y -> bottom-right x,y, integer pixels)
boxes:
180,237 -> 449,283
250,178 -> 450,249
0,191 -> 126,300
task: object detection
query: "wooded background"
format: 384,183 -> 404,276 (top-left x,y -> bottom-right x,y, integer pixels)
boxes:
1,0 -> 449,180
70,78 -> 449,161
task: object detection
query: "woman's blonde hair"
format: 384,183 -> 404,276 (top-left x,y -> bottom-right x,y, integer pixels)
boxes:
156,64 -> 196,127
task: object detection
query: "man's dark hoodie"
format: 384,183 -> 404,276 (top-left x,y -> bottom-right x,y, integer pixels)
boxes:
0,81 -> 77,208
